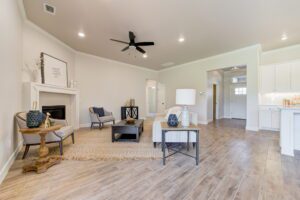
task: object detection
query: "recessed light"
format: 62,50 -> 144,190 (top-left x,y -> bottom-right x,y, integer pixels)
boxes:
281,34 -> 288,41
78,32 -> 85,38
143,54 -> 148,58
178,37 -> 185,43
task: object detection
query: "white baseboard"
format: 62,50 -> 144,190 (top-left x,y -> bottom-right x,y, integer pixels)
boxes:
80,123 -> 91,128
223,115 -> 232,119
0,141 -> 23,184
246,126 -> 259,132
198,120 -> 209,125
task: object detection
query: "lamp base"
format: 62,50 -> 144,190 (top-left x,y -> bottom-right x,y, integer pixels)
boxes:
181,105 -> 190,127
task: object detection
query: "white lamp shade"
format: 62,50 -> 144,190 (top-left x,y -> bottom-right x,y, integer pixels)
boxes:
176,89 -> 196,105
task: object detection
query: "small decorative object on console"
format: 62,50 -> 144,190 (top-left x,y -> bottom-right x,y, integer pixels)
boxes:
167,114 -> 179,127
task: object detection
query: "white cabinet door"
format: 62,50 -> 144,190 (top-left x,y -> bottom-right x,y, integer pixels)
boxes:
259,108 -> 272,129
291,62 -> 300,92
271,109 -> 280,130
275,64 -> 291,92
260,65 -> 275,93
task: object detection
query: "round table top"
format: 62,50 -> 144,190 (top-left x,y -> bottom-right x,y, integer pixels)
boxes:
19,125 -> 62,135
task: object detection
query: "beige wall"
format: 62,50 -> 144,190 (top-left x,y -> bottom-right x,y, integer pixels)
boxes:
22,22 -> 76,83
261,44 -> 300,65
75,53 -> 158,126
159,45 -> 260,130
0,0 -> 23,183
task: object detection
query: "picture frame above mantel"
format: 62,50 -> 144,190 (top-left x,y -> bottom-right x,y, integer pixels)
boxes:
41,52 -> 68,88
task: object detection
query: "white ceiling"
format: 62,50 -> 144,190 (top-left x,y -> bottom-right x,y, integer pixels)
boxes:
23,0 -> 300,70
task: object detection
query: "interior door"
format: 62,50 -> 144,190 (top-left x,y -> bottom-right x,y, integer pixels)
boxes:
213,84 -> 217,121
230,84 -> 247,119
157,83 -> 166,114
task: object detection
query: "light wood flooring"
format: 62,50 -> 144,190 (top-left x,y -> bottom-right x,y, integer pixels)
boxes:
1,119 -> 300,200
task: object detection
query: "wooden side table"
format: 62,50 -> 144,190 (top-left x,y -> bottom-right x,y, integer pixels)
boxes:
161,122 -> 200,165
19,125 -> 63,173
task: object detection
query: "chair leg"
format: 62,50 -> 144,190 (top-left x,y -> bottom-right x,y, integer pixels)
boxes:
59,141 -> 63,155
153,142 -> 157,148
193,142 -> 196,149
113,120 -> 115,125
71,132 -> 75,144
22,145 -> 30,159
90,122 -> 94,129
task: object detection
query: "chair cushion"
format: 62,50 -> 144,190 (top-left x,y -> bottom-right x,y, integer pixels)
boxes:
93,107 -> 105,117
98,115 -> 115,123
53,126 -> 74,139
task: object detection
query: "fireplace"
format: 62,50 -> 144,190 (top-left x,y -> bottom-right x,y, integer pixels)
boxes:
42,105 -> 66,120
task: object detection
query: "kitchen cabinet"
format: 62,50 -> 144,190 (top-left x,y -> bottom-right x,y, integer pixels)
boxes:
260,60 -> 300,93
275,63 -> 291,92
291,62 -> 300,91
260,65 -> 275,93
259,106 -> 280,131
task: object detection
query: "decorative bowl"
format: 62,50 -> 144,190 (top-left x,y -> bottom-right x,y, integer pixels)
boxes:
126,118 -> 135,124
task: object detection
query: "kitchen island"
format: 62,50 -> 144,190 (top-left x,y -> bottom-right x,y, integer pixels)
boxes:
280,107 -> 300,156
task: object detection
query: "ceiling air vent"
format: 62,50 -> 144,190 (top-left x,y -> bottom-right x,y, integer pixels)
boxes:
43,3 -> 56,15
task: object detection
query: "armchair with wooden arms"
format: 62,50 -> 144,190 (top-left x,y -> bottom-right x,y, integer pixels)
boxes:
16,112 -> 75,159
89,107 -> 115,129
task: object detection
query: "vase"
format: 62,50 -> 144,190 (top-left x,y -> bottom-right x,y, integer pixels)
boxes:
167,114 -> 179,127
26,110 -> 44,128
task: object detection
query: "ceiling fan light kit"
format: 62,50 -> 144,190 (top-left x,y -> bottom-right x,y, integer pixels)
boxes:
110,31 -> 154,56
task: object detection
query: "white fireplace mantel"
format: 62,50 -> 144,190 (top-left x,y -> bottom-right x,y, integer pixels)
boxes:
23,82 -> 80,129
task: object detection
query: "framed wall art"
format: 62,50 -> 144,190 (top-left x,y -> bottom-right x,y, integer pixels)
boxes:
40,52 -> 68,87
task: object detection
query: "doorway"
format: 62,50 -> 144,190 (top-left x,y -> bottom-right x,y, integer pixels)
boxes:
157,82 -> 166,114
213,84 -> 217,121
230,83 -> 247,119
207,66 -> 247,125
146,80 -> 166,117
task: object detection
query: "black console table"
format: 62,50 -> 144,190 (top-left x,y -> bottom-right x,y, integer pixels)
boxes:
121,106 -> 139,120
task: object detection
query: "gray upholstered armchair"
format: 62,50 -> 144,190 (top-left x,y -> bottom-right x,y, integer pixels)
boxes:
16,112 -> 75,159
89,107 -> 115,129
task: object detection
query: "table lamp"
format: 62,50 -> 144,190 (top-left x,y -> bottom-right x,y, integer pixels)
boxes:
176,89 -> 196,127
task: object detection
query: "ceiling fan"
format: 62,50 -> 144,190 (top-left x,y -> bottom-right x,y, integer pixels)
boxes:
110,31 -> 155,55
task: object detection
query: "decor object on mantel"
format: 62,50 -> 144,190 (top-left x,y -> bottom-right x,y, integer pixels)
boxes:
167,114 -> 179,127
26,101 -> 44,128
22,58 -> 42,83
176,89 -> 196,127
41,52 -> 68,87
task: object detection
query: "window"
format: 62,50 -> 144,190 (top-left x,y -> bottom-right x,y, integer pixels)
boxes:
232,76 -> 246,84
235,87 -> 247,95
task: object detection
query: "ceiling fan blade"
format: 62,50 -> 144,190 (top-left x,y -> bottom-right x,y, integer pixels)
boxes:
122,46 -> 129,51
110,39 -> 129,44
135,42 -> 155,46
129,31 -> 135,42
136,46 -> 146,54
